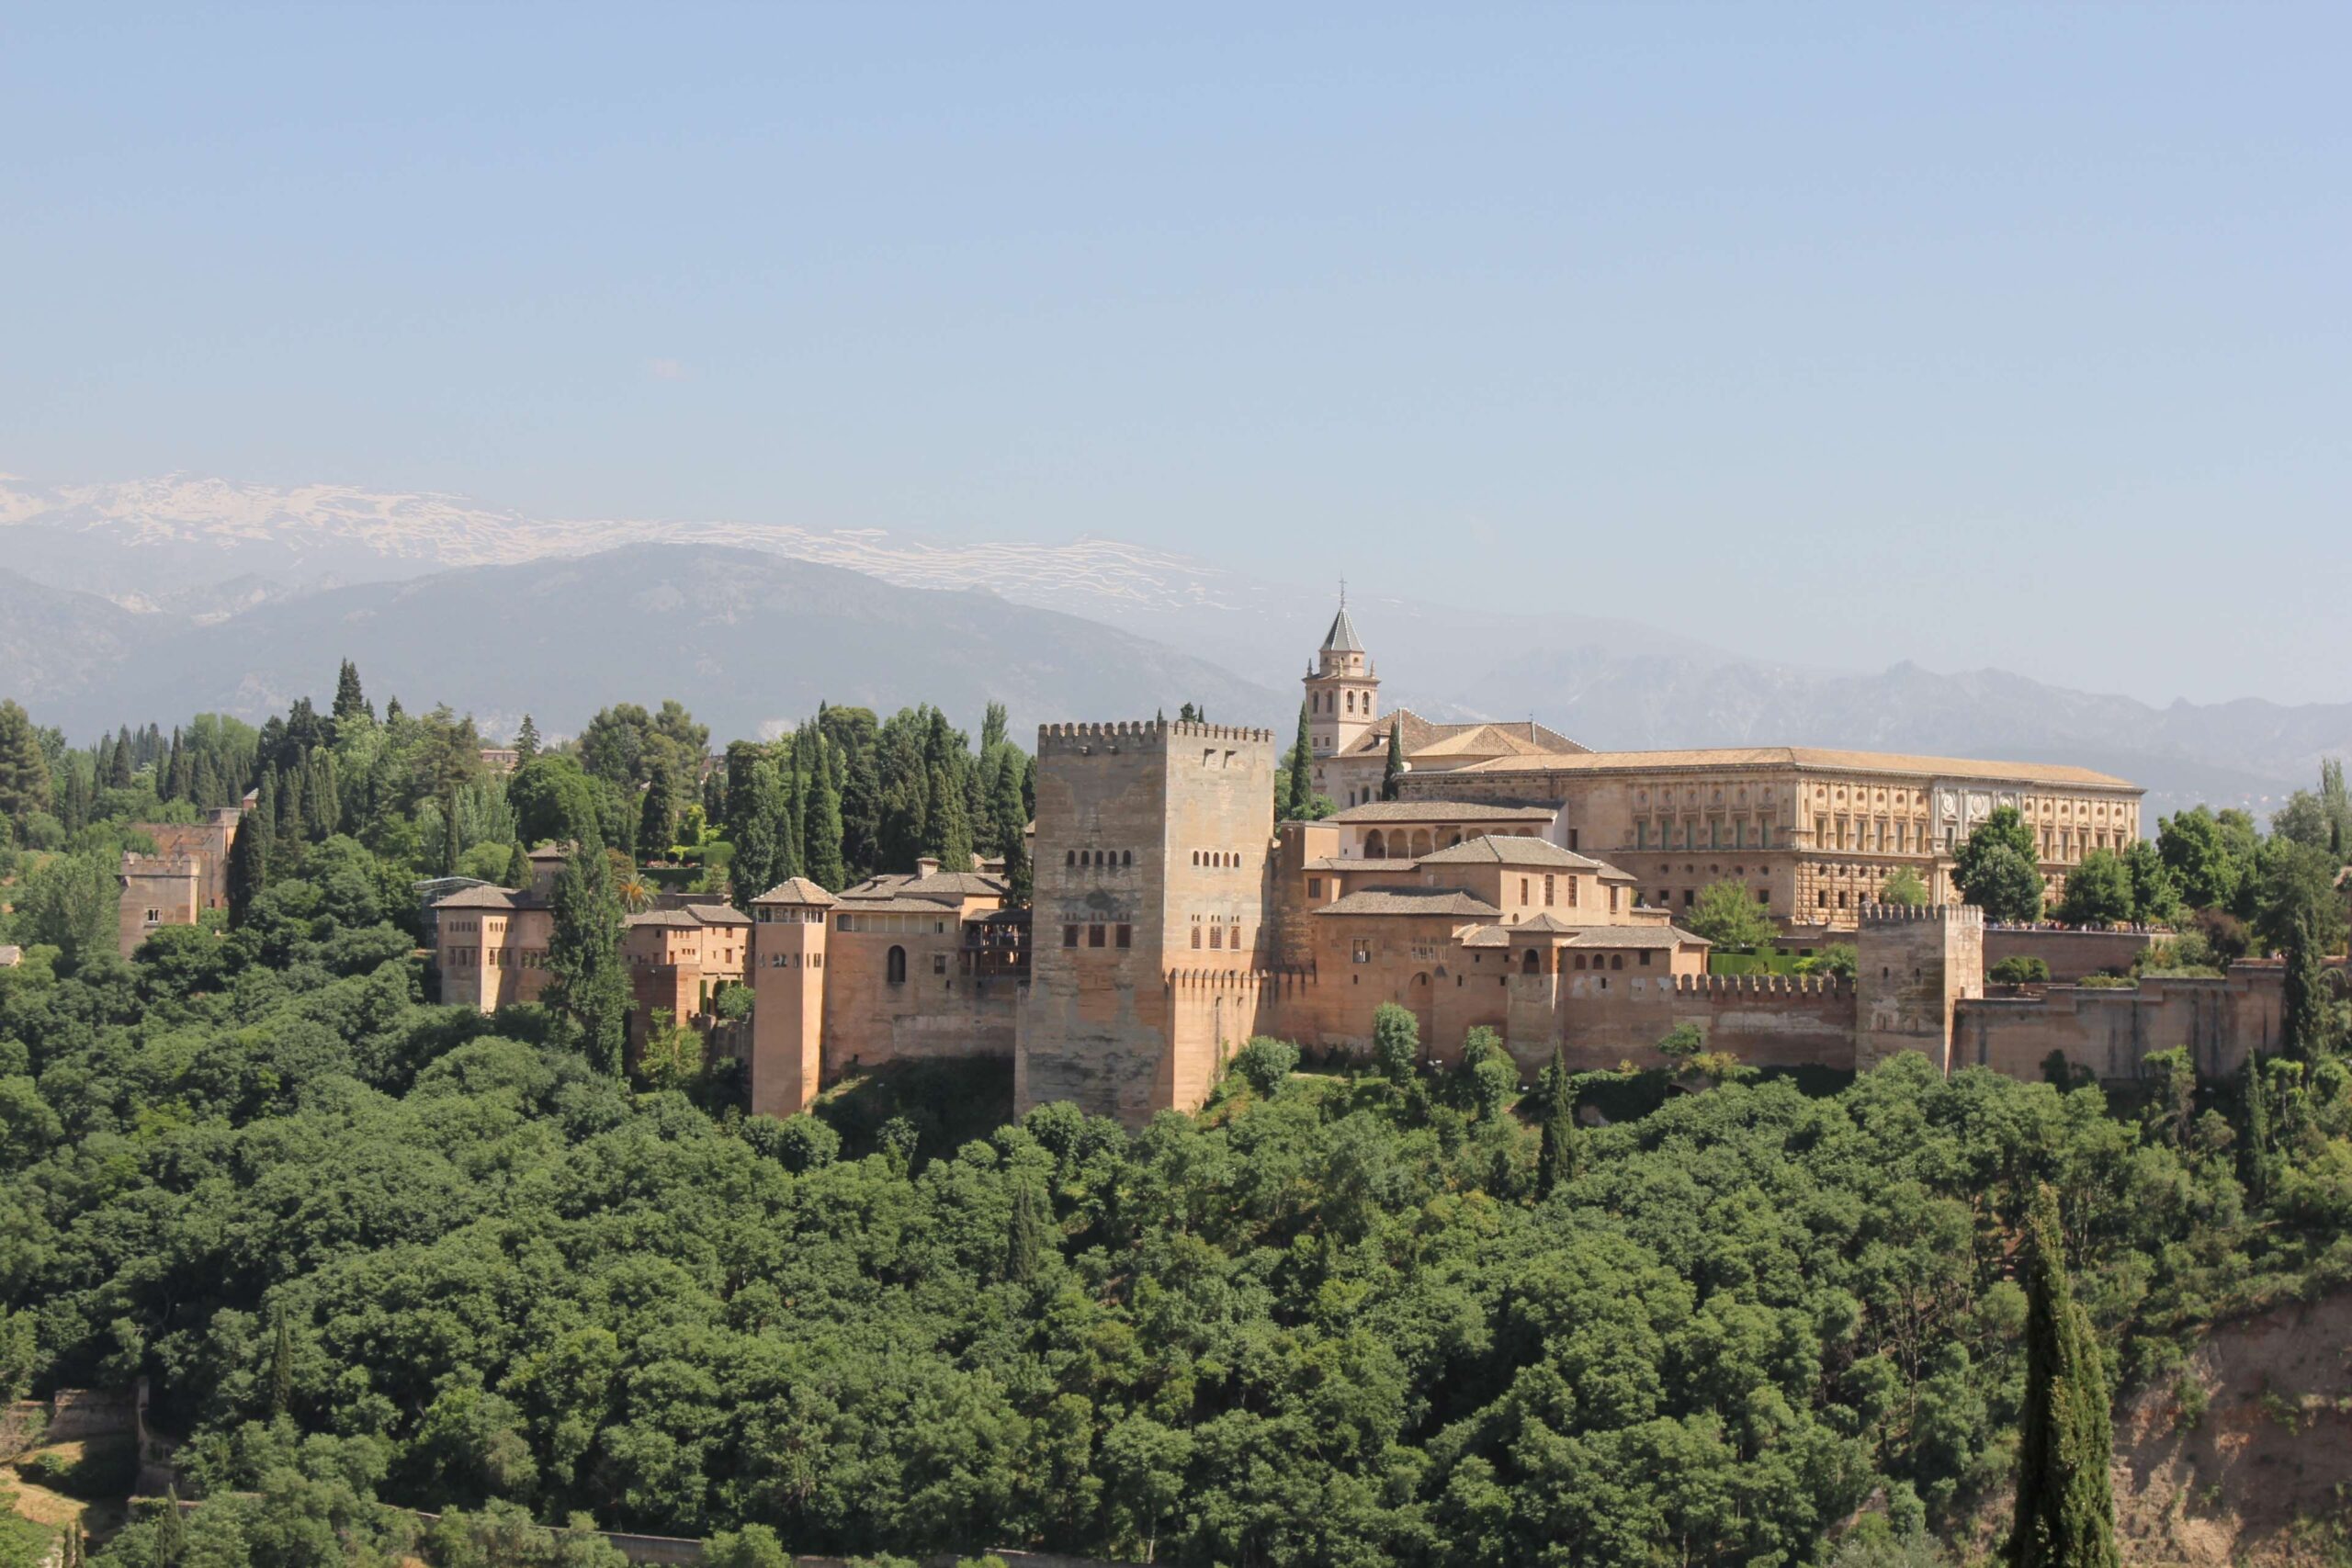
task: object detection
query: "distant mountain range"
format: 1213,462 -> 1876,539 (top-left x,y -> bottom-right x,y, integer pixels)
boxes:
2,470 -> 2345,823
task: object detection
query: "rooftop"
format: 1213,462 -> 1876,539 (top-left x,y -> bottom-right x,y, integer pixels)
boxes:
1320,602 -> 1364,654
752,876 -> 839,908
1317,887 -> 1503,919
1447,745 -> 2138,790
1417,834 -> 1607,870
1324,799 -> 1556,824
1340,708 -> 1587,761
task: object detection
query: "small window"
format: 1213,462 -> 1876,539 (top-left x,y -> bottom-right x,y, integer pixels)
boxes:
1638,951 -> 1653,966
1123,850 -> 1133,866
933,953 -> 947,976
886,946 -> 907,984
1307,877 -> 1323,899
1351,938 -> 1372,964
1192,927 -> 1203,949
1066,850 -> 1076,866
1088,924 -> 1106,948
1521,877 -> 1531,904
1115,924 -> 1132,949
1544,874 -> 1555,905
1209,926 -> 1223,950
1063,924 -> 1080,948
1611,954 -> 1623,971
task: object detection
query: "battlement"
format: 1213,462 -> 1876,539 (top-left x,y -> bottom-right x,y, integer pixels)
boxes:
1163,965 -> 1316,989
120,852 -> 202,878
1860,903 -> 1984,926
1673,973 -> 1854,998
1035,719 -> 1276,751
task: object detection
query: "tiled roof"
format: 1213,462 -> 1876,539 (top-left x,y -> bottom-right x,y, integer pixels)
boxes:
1568,925 -> 1709,949
1417,835 -> 1605,869
1321,603 -> 1364,653
432,886 -> 520,909
906,871 -> 1009,897
1340,710 -> 1587,760
686,904 -> 752,926
1325,800 -> 1555,824
1303,858 -> 1423,874
752,876 -> 839,907
836,897 -> 967,917
625,909 -> 702,929
1510,913 -> 1583,934
1317,887 -> 1502,918
1448,746 -> 2138,790
1458,926 -> 1513,948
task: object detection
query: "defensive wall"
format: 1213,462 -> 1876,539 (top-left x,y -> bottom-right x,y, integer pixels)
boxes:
1981,924 -> 2163,981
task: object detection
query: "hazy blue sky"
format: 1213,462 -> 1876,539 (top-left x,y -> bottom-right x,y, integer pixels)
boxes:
5,6 -> 2345,705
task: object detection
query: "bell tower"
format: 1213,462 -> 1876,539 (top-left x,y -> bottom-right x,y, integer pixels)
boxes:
1303,592 -> 1378,792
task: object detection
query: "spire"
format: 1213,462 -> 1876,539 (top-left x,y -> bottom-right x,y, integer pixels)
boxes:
1320,588 -> 1364,655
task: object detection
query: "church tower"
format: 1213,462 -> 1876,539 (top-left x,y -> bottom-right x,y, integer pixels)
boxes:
1303,596 -> 1379,796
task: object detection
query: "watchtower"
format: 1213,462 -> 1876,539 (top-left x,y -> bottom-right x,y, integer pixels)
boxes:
1855,904 -> 1984,1073
749,877 -> 836,1118
1018,719 -> 1278,1125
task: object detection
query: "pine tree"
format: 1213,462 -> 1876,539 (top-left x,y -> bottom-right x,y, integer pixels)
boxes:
548,829 -> 631,1077
0,699 -> 51,823
229,782 -> 274,924
108,725 -> 135,788
2007,1185 -> 2120,1568
514,714 -> 540,763
332,659 -> 370,727
1380,722 -> 1406,801
1006,1176 -> 1047,1283
1536,1047 -> 1579,1197
1282,703 -> 1315,820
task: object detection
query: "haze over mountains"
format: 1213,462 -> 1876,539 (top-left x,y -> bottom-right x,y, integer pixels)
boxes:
2,470 -> 2344,822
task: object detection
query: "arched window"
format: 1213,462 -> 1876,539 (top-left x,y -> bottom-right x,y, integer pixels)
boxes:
1345,692 -> 1355,713
886,946 -> 907,984
1364,829 -> 1386,857
1522,950 -> 1541,975
1123,850 -> 1132,865
1410,829 -> 1432,857
1065,851 -> 1076,866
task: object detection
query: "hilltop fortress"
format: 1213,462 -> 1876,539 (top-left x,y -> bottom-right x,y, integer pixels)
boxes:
404,604 -> 2302,1127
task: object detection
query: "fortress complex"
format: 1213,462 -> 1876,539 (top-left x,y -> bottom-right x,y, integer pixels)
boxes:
415,603 -> 2303,1131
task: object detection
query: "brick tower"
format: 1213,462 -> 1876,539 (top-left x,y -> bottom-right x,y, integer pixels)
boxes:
1303,596 -> 1378,795
1017,719 -> 1278,1126
749,877 -> 836,1118
1855,904 -> 1984,1074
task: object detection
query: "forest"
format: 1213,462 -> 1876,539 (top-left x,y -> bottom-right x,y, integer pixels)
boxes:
2,675 -> 2351,1567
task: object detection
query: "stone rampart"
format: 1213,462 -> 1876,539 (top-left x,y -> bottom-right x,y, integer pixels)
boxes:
1983,925 -> 2162,982
1954,961 -> 2296,1082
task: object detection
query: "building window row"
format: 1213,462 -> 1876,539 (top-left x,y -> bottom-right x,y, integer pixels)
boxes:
1193,850 -> 1245,868
764,951 -> 824,969
1061,923 -> 1135,949
754,907 -> 823,923
1067,848 -> 1133,869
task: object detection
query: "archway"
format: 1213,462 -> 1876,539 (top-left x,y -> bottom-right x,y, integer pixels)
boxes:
1521,949 -> 1541,976
1410,829 -> 1433,857
1364,829 -> 1386,858
886,945 -> 907,984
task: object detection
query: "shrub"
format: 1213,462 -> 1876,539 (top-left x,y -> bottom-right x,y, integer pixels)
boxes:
1230,1036 -> 1299,1099
1990,956 -> 2052,985
21,1436 -> 139,1500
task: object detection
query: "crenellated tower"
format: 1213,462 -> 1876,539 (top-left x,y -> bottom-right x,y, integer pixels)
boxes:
1303,596 -> 1379,796
748,877 -> 836,1117
1855,904 -> 1984,1074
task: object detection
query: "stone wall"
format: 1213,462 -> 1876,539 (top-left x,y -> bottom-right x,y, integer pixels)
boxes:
1855,906 -> 1984,1072
1983,925 -> 2161,982
822,927 -> 1020,1077
1954,962 -> 2296,1083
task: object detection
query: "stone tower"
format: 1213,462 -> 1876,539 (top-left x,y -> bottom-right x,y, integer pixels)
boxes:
1017,719 -> 1279,1126
1303,598 -> 1378,787
1855,904 -> 1984,1074
749,877 -> 836,1118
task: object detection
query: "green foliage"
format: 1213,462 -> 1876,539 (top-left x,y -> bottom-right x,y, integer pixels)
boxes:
1955,808 -> 2045,922
2007,1185 -> 2120,1568
547,830 -> 629,1076
1879,866 -> 1930,908
0,698 -> 52,825
1991,956 -> 2052,985
1379,722 -> 1405,801
508,755 -> 599,851
1371,1001 -> 1418,1083
2057,849 -> 2134,926
21,1437 -> 139,1501
1686,877 -> 1779,948
2158,806 -> 2256,915
1535,1048 -> 1579,1196
1229,1035 -> 1299,1099
1657,1021 -> 1705,1061
1280,705 -> 1314,821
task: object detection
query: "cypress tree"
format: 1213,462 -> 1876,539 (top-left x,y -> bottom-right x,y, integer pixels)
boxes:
107,725 -> 135,788
2007,1184 -> 2120,1568
229,781 -> 274,924
1283,704 -> 1314,819
504,840 -> 530,887
2240,1050 -> 2272,1204
441,794 -> 463,875
1006,1176 -> 1047,1283
154,1486 -> 187,1567
277,762 -> 304,839
548,829 -> 631,1077
514,714 -> 540,762
839,746 -> 884,882
639,761 -> 678,853
987,751 -> 1028,870
1380,722 -> 1406,801
929,762 -> 973,871
804,755 -> 847,893
2282,913 -> 2334,1061
1536,1047 -> 1579,1197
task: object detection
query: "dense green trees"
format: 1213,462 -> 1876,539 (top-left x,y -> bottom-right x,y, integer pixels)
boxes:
2054,849 -> 2133,926
2006,1187 -> 2120,1568
547,830 -> 630,1076
1955,807 -> 2045,923
0,699 -> 51,825
1380,723 -> 1405,801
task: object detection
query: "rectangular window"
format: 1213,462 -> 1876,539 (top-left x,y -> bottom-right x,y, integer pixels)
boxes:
1568,829 -> 1580,852
1088,924 -> 1106,948
1758,823 -> 1770,849
1609,886 -> 1620,913
1351,938 -> 1372,964
933,953 -> 947,976
1544,875 -> 1555,905
1192,927 -> 1203,949
1639,951 -> 1653,966
837,914 -> 851,930
1634,821 -> 1645,850
1682,889 -> 1695,908
1521,877 -> 1531,904
1063,924 -> 1080,948
1307,877 -> 1323,899
1209,926 -> 1223,949
1115,924 -> 1132,949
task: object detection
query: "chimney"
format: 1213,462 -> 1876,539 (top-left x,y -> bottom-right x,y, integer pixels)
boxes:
916,855 -> 942,878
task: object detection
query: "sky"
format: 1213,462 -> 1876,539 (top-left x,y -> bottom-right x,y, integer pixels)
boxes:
3,5 -> 2346,705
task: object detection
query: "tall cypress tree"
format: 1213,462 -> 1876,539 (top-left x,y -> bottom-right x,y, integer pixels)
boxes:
639,761 -> 678,853
504,840 -> 530,888
2007,1184 -> 2120,1568
1005,1176 -> 1047,1284
1536,1047 -> 1579,1198
107,725 -> 135,788
929,763 -> 973,870
2281,913 -> 2333,1061
229,781 -> 274,925
804,751 -> 847,892
1283,704 -> 1314,819
1380,722 -> 1406,801
987,751 -> 1028,869
2239,1050 -> 2272,1204
548,829 -> 631,1077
